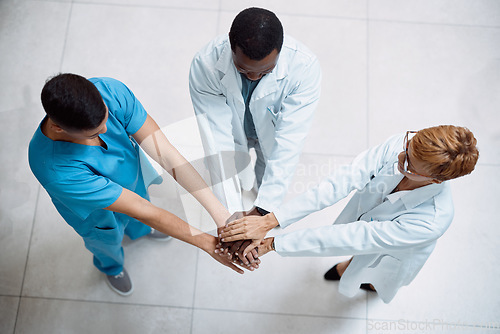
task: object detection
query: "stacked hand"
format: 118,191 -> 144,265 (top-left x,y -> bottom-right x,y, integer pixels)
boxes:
205,236 -> 245,274
215,208 -> 280,268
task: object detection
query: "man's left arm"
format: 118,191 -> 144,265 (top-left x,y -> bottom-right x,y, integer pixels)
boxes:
254,58 -> 322,213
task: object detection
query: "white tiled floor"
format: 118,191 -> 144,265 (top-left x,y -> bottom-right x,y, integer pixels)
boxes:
1,1 -> 499,333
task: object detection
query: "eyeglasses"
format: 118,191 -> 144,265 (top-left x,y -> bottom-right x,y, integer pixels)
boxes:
403,131 -> 433,179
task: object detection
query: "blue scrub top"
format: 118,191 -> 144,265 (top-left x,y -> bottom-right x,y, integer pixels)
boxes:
29,77 -> 154,237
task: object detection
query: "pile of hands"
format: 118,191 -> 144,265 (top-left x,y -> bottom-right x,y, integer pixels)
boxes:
214,207 -> 279,273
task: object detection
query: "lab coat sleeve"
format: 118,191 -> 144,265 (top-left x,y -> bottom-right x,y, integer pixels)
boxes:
274,209 -> 447,257
273,134 -> 403,228
189,54 -> 240,210
254,58 -> 322,212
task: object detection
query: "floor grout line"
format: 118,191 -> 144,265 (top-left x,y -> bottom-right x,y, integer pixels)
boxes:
365,293 -> 369,334
57,0 -> 73,73
189,249 -> 200,334
13,184 -> 41,334
11,2 -> 73,330
365,3 -> 370,330
366,17 -> 500,30
366,0 -> 370,151
37,0 -> 346,24
11,294 -> 364,321
12,293 -> 500,330
67,0 -> 219,12
193,306 -> 367,320
26,0 -> 500,30
16,295 -> 194,310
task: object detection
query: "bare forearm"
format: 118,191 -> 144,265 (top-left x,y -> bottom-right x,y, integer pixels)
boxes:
138,125 -> 229,227
164,159 -> 230,227
104,187 -> 251,272
140,205 -> 214,252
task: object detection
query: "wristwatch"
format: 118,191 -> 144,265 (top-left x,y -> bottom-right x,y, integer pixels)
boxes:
256,206 -> 270,216
271,238 -> 276,251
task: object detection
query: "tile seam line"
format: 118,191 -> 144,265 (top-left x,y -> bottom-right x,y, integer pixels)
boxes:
189,249 -> 200,334
58,1 -> 73,72
13,185 -> 41,333
219,9 -> 369,22
365,3 -> 370,331
368,18 -> 500,29
366,0 -> 370,152
365,292 -> 369,334
192,306 -> 367,321
45,2 -> 365,21
27,0 -> 69,3
0,294 -> 23,298
26,2 -> 500,29
13,295 -> 500,329
219,8 -> 500,28
63,1 -> 219,12
17,295 -> 194,310
15,295 -> 365,322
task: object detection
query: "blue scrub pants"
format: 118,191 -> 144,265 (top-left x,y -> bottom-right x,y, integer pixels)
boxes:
83,217 -> 151,276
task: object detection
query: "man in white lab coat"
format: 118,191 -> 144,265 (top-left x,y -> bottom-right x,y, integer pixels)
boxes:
189,7 -> 321,218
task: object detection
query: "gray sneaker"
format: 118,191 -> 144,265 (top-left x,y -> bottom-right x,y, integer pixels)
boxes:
148,228 -> 173,242
106,269 -> 133,296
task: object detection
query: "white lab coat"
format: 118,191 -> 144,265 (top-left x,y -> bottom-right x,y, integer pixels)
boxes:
189,35 -> 321,213
273,134 -> 454,303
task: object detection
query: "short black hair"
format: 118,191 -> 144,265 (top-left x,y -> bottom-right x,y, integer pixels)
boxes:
229,7 -> 284,60
41,73 -> 106,131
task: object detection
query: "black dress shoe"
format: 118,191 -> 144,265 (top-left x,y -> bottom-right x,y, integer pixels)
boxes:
360,283 -> 375,292
324,264 -> 341,281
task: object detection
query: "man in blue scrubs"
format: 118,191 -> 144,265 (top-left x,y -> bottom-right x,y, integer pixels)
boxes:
29,73 -> 250,296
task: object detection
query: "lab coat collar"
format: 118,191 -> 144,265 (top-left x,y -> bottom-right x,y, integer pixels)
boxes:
215,41 -> 233,75
399,182 -> 445,210
383,162 -> 446,210
385,190 -> 409,204
217,44 -> 244,106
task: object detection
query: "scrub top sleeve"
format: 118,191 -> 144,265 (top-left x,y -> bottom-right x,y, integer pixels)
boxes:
92,77 -> 148,135
44,171 -> 123,221
114,81 -> 148,135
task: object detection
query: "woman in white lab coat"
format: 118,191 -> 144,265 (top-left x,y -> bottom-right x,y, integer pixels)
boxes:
219,125 -> 479,303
